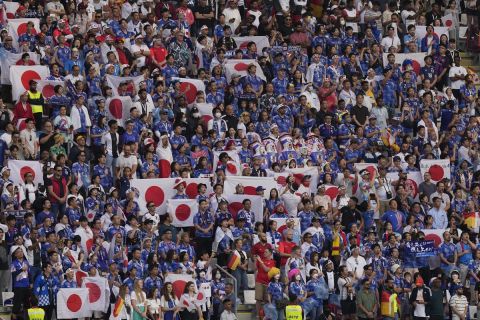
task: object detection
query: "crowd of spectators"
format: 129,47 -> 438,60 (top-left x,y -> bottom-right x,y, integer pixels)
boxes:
1,0 -> 480,319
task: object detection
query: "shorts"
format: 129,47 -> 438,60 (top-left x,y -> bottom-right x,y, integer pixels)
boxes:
255,283 -> 268,302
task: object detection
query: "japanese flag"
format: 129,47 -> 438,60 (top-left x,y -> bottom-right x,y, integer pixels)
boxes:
387,171 -> 423,199
421,229 -> 445,247
441,14 -> 455,29
75,269 -> 89,287
0,51 -> 40,84
325,185 -> 339,201
74,227 -> 94,253
213,150 -> 241,176
171,77 -> 206,105
7,18 -> 40,49
420,159 -> 451,183
224,59 -> 266,82
165,274 -> 196,299
232,36 -> 270,54
105,74 -> 143,96
415,26 -> 449,39
382,53 -> 426,75
10,65 -> 49,101
57,288 -> 91,319
3,2 -> 20,20
270,218 -> 301,239
83,277 -> 109,312
223,176 -> 277,198
8,160 -> 44,185
194,102 -> 214,125
37,79 -> 65,100
273,167 -> 319,194
167,199 -> 198,227
86,210 -> 96,223
225,194 -> 263,222
131,178 -> 211,213
106,96 -> 133,127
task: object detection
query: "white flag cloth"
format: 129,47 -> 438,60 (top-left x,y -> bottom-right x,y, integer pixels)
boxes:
0,51 -> 40,84
37,79 -> 65,100
213,150 -> 241,176
57,288 -> 91,319
223,176 -> 277,198
106,96 -> 133,126
83,276 -> 110,312
105,74 -> 143,96
224,59 -> 266,82
232,36 -> 270,54
74,226 -> 94,253
225,194 -> 263,222
3,2 -> 20,20
9,65 -> 49,101
420,229 -> 446,247
167,199 -> 198,227
165,274 -> 196,298
171,77 -> 206,105
7,160 -> 44,185
7,18 -> 40,49
419,159 -> 451,183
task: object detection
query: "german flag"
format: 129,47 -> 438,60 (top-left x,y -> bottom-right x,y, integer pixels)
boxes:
112,296 -> 124,318
227,254 -> 240,270
464,212 -> 476,229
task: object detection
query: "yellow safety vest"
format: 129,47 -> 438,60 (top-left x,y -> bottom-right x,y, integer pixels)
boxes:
28,90 -> 43,114
285,304 -> 302,320
28,307 -> 45,320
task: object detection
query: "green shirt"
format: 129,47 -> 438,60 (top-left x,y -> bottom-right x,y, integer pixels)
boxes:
356,288 -> 377,318
430,289 -> 445,316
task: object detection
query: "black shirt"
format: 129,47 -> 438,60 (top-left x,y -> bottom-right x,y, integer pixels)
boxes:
351,105 -> 369,126
340,206 -> 362,229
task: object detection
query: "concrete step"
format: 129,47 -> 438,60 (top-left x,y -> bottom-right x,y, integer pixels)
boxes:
238,311 -> 256,320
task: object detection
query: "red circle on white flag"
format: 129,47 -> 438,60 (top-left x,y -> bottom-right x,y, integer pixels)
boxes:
239,41 -> 249,49
185,183 -> 198,199
42,85 -> 55,99
86,282 -> 101,303
277,176 -> 287,186
159,159 -> 171,178
197,292 -> 204,301
17,22 -> 35,36
293,173 -> 304,185
445,19 -> 453,27
109,99 -> 123,119
76,271 -> 87,286
173,280 -> 187,299
424,233 -> 442,247
325,187 -> 339,201
86,239 -> 94,253
228,202 -> 243,220
202,115 -> 213,124
7,13 -> 15,19
20,166 -> 35,181
244,186 -> 257,195
179,82 -> 197,104
21,70 -> 41,89
226,163 -> 237,175
145,186 -> 165,207
428,164 -> 444,181
175,204 -> 191,221
405,179 -> 419,198
66,293 -> 83,312
234,63 -> 249,71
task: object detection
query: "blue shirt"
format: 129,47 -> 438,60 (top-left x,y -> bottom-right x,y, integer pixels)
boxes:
439,242 -> 457,268
381,210 -> 405,233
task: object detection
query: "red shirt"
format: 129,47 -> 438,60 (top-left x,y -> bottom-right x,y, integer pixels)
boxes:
251,242 -> 272,258
256,258 -> 276,285
278,240 -> 296,266
13,101 -> 34,124
150,47 -> 168,65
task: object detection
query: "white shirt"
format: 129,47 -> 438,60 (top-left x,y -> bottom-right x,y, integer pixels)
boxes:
20,128 -> 38,156
449,65 -> 467,90
116,153 -> 138,175
281,191 -> 302,217
220,310 -> 238,320
450,294 -> 468,320
381,35 -> 401,52
346,255 -> 367,279
101,131 -> 119,157
131,43 -> 150,68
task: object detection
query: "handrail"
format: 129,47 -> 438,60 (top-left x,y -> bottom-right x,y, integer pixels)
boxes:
215,263 -> 238,316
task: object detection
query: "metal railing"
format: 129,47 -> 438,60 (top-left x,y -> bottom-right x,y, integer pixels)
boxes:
215,263 -> 238,316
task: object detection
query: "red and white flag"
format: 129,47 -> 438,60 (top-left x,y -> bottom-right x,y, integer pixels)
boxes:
105,74 -> 143,96
167,199 -> 198,227
421,229 -> 445,247
420,159 -> 451,183
10,65 -> 49,101
7,160 -> 43,185
75,269 -> 89,287
106,96 -> 133,127
2,2 -> 20,20
415,26 -> 449,39
74,226 -> 94,253
224,176 -> 277,198
37,79 -> 65,100
195,102 -> 214,125
441,14 -> 455,29
325,185 -> 339,201
273,167 -> 319,194
171,77 -> 206,105
232,36 -> 270,54
224,59 -> 266,82
387,171 -> 423,199
57,288 -> 91,319
165,274 -> 196,299
7,18 -> 40,49
382,52 -> 426,75
83,277 -> 109,312
225,194 -> 263,222
0,51 -> 40,84
130,178 -> 212,214
270,218 -> 301,238
213,150 -> 241,176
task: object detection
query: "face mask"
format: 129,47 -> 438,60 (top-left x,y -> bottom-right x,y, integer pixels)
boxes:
295,275 -> 302,281
215,113 -> 222,118
312,273 -> 319,279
